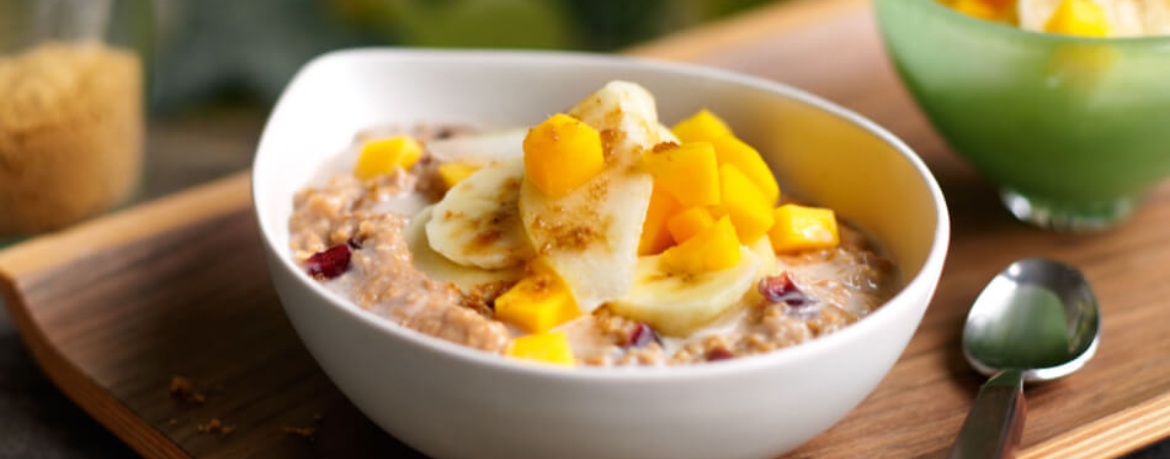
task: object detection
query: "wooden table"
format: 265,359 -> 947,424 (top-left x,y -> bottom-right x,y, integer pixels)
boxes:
2,0 -> 1169,457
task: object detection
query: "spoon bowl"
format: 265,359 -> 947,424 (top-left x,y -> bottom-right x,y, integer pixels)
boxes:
949,258 -> 1102,459
963,258 -> 1101,382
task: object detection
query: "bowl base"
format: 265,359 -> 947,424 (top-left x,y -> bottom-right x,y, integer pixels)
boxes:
1001,188 -> 1139,232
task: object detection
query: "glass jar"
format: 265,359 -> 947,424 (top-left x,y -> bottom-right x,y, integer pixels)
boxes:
0,0 -> 152,240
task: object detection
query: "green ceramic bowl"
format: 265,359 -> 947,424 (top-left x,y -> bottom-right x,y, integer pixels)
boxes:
875,0 -> 1170,230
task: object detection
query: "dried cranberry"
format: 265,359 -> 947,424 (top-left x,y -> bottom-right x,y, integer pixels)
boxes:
627,323 -> 662,348
706,348 -> 734,361
758,272 -> 814,308
305,244 -> 352,279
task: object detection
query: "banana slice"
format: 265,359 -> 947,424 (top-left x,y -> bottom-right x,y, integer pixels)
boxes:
610,246 -> 761,337
519,81 -> 660,312
427,129 -> 526,165
1143,0 -> 1170,35
1097,0 -> 1146,36
406,206 -> 523,290
657,122 -> 680,144
566,80 -> 661,167
750,236 -> 780,277
427,158 -> 534,269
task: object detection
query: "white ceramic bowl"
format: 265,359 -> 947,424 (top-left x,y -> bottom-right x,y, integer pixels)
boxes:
253,50 -> 950,459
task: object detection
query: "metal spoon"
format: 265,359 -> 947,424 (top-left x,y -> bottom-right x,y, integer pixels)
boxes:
947,258 -> 1101,459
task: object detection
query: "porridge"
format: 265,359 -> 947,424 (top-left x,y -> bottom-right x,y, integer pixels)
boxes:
289,81 -> 898,367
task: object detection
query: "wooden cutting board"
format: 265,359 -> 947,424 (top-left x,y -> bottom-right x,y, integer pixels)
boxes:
4,0 -> 1170,457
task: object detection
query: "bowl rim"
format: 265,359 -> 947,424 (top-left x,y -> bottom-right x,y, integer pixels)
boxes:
892,0 -> 1170,45
252,48 -> 951,381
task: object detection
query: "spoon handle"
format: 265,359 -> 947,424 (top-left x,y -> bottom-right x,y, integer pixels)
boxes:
947,369 -> 1026,459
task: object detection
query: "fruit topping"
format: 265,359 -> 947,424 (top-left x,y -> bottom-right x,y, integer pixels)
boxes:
522,113 -> 605,198
493,261 -> 581,333
712,164 -> 775,244
640,142 -> 721,207
518,81 -> 659,312
706,348 -> 734,361
710,135 -> 780,205
436,161 -> 481,192
638,185 -> 683,256
426,159 -> 533,269
667,206 -> 716,244
671,109 -> 732,144
305,244 -> 352,279
353,135 -> 423,179
661,216 -> 742,274
769,204 -> 840,253
951,0 -> 1012,20
627,322 -> 663,348
506,331 -> 576,366
757,272 -> 814,308
1045,0 -> 1112,36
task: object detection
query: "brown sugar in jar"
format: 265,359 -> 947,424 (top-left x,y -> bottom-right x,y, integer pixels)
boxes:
0,42 -> 144,235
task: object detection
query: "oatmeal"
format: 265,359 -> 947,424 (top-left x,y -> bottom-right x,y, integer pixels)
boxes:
288,81 -> 897,367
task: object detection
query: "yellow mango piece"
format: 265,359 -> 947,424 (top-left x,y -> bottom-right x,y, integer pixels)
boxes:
661,216 -> 742,274
713,164 -> 775,244
953,0 -> 999,19
769,204 -> 840,253
1045,0 -> 1110,36
506,331 -> 575,367
522,113 -> 605,198
437,162 -> 480,191
353,136 -> 423,180
638,185 -> 683,256
709,136 -> 780,205
667,206 -> 715,244
640,142 -> 721,207
671,109 -> 732,143
494,267 -> 581,334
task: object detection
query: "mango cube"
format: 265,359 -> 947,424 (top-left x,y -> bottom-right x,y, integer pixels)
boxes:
667,206 -> 715,244
638,185 -> 683,256
523,113 -> 605,198
671,109 -> 732,143
661,216 -> 742,274
640,142 -> 721,206
952,0 -> 1000,20
494,268 -> 581,334
353,136 -> 423,179
769,204 -> 840,253
437,162 -> 481,191
1045,0 -> 1111,36
506,331 -> 575,367
713,164 -> 775,244
709,136 -> 780,205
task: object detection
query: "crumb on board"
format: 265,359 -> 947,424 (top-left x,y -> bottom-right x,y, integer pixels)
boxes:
284,426 -> 317,441
169,376 -> 207,405
197,418 -> 236,436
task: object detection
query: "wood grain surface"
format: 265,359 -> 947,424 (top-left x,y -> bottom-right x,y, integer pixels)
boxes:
3,0 -> 1170,458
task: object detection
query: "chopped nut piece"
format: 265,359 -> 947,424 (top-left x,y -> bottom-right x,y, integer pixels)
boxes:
197,418 -> 235,436
169,376 -> 206,405
284,426 -> 318,440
